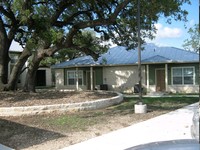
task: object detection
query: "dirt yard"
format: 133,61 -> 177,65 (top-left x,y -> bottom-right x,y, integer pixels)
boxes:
0,90 -> 185,150
0,90 -> 117,107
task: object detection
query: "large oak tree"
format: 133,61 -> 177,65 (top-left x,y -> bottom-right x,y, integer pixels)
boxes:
0,0 -> 190,92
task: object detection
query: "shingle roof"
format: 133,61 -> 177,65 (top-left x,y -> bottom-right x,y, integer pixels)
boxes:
52,43 -> 199,68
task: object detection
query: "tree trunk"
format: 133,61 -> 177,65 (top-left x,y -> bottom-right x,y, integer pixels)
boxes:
0,45 -> 10,90
0,17 -> 17,89
0,29 -> 11,85
23,51 -> 43,92
22,41 -> 66,92
1,49 -> 10,84
5,48 -> 31,91
23,68 -> 37,92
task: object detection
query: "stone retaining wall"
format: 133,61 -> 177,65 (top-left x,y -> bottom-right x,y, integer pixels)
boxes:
0,92 -> 123,117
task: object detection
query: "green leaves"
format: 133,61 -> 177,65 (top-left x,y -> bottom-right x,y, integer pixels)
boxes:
2,0 -> 191,51
50,28 -> 64,44
183,24 -> 200,52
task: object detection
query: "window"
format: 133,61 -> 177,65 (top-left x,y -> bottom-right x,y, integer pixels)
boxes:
67,70 -> 83,85
172,67 -> 194,85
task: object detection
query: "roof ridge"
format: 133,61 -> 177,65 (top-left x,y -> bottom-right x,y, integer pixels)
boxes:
167,46 -> 199,55
142,55 -> 171,61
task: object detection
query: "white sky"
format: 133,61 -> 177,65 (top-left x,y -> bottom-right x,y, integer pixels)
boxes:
10,41 -> 23,51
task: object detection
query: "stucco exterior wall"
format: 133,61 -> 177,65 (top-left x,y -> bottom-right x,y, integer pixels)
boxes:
148,82 -> 199,93
103,65 -> 146,93
168,85 -> 199,93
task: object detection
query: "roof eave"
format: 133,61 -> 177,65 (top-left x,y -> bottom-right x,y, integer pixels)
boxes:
51,63 -> 101,69
142,61 -> 199,65
51,60 -> 199,69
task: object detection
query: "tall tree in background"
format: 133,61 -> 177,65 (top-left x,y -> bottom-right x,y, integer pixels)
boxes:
183,24 -> 200,53
0,1 -> 21,85
0,0 -> 191,92
182,23 -> 200,97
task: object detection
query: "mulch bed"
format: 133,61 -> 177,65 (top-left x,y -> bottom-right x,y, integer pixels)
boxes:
0,90 -> 117,107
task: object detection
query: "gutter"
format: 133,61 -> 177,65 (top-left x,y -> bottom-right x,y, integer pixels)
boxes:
51,61 -> 199,69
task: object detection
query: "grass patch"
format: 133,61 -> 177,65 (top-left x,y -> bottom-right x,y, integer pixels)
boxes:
21,96 -> 199,133
48,115 -> 93,130
120,96 -> 199,111
38,112 -> 105,132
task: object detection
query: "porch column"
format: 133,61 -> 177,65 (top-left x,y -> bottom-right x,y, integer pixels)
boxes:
165,64 -> 168,92
90,66 -> 93,91
76,67 -> 79,91
146,64 -> 149,92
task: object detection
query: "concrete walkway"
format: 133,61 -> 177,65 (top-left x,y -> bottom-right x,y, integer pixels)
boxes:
61,103 -> 199,150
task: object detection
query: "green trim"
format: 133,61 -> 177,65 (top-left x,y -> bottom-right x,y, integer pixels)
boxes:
168,63 -> 199,85
149,64 -> 165,85
148,63 -> 199,86
63,67 -> 103,86
94,67 -> 103,85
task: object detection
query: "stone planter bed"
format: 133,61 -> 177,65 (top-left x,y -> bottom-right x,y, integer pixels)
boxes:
0,91 -> 123,116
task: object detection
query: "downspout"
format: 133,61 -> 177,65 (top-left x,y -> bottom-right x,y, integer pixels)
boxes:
146,64 -> 149,93
165,64 -> 168,92
76,67 -> 79,91
90,66 -> 93,91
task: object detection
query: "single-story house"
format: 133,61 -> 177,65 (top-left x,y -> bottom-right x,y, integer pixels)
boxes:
52,43 -> 199,93
8,50 -> 53,88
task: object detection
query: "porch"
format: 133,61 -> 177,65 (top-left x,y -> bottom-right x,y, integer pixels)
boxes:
54,66 -> 103,91
146,63 -> 199,93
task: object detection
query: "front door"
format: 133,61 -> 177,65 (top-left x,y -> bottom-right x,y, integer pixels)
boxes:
156,69 -> 165,92
36,70 -> 46,86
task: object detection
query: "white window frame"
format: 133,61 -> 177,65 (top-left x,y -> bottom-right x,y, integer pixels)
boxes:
67,70 -> 83,86
171,66 -> 195,85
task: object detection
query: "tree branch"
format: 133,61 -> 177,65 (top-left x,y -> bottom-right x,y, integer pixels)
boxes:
0,16 -> 8,41
73,0 -> 131,29
0,6 -> 16,22
51,0 -> 75,24
53,10 -> 92,27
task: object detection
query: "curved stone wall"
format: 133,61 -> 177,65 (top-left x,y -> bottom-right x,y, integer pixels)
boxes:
0,92 -> 123,116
